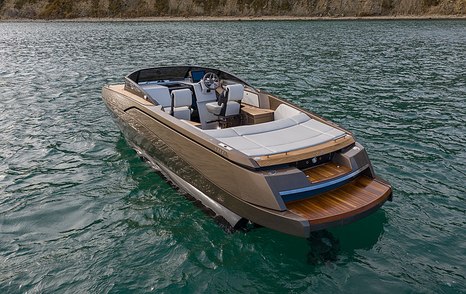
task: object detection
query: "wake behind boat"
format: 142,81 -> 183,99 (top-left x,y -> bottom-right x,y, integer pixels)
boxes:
102,66 -> 392,237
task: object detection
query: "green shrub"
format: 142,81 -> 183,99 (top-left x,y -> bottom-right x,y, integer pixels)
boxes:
91,0 -> 100,17
382,0 -> 394,10
14,0 -> 37,10
154,0 -> 169,16
423,0 -> 440,6
40,0 -> 74,18
108,0 -> 124,17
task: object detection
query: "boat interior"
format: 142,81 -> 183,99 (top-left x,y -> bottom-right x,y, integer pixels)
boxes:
124,66 -> 352,161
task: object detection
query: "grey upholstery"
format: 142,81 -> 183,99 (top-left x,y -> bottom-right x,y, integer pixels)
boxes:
242,91 -> 260,107
203,110 -> 346,157
201,128 -> 238,138
232,118 -> 296,136
290,112 -> 311,124
206,84 -> 244,116
274,103 -> 301,120
167,89 -> 192,120
173,89 -> 192,107
141,84 -> 171,107
192,83 -> 219,129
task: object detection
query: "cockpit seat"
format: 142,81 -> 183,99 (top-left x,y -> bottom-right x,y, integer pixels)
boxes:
206,84 -> 244,117
166,89 -> 192,120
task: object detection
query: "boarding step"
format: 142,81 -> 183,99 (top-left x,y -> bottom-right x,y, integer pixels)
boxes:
280,163 -> 359,203
286,175 -> 392,230
303,162 -> 351,183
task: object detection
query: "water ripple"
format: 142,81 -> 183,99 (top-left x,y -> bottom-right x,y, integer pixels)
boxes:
0,20 -> 465,293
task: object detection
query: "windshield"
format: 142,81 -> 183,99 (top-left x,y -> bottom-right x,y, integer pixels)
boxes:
126,66 -> 254,89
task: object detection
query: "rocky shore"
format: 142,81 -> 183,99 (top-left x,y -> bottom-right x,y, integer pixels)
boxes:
0,0 -> 465,20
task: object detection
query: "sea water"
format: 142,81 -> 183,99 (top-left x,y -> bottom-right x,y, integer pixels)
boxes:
0,20 -> 465,293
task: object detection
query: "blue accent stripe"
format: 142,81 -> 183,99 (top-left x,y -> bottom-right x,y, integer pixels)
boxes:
279,169 -> 362,203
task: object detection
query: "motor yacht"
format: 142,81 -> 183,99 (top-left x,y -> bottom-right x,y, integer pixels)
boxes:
102,66 -> 392,237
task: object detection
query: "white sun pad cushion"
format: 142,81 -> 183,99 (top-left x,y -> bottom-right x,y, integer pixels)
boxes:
274,104 -> 302,120
204,113 -> 346,156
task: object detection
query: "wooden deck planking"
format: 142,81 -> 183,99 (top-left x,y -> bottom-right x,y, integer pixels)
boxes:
108,84 -> 153,105
287,175 -> 391,225
304,162 -> 351,183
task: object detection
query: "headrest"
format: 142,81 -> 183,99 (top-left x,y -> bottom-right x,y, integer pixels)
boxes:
226,84 -> 244,101
171,89 -> 192,107
274,104 -> 302,121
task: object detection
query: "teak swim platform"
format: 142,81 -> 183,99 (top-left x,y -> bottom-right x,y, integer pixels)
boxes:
102,66 -> 392,237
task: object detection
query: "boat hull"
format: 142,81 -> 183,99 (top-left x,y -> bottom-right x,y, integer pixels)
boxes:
102,81 -> 392,237
102,86 -> 313,237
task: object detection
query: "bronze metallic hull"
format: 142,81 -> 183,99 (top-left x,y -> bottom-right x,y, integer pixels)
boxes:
101,66 -> 392,238
102,86 -> 313,237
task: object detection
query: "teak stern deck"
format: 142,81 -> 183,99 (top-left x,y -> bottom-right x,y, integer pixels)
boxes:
287,175 -> 392,230
304,162 -> 352,183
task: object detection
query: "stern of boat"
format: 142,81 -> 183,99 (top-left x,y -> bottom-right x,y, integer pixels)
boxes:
255,142 -> 392,235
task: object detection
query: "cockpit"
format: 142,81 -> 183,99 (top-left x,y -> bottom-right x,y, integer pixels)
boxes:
125,66 -> 262,129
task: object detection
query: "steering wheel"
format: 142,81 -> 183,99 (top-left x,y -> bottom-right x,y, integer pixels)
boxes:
202,72 -> 220,90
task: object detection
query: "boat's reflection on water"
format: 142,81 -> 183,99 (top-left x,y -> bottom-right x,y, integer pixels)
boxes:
117,136 -> 388,264
306,210 -> 387,265
307,230 -> 341,264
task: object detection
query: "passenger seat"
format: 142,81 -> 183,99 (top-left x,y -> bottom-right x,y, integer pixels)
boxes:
168,89 -> 193,120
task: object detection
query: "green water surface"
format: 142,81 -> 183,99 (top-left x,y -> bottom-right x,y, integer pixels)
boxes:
0,20 -> 465,293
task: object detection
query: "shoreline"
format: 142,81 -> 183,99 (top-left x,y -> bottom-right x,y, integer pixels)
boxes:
1,14 -> 465,22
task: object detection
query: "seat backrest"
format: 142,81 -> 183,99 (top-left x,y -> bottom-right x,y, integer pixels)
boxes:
142,85 -> 171,107
171,89 -> 192,108
242,91 -> 260,107
169,89 -> 192,120
226,84 -> 244,102
274,104 -> 302,121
